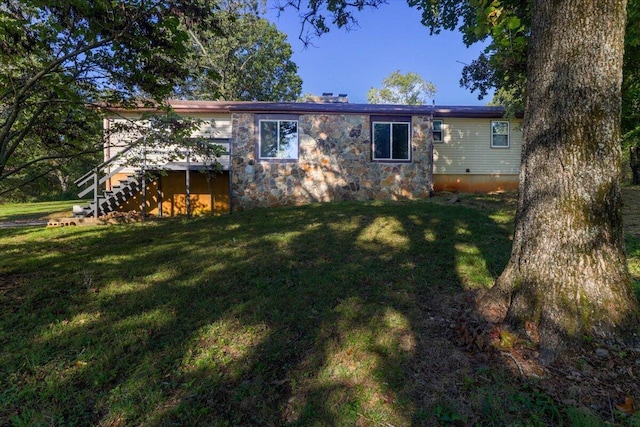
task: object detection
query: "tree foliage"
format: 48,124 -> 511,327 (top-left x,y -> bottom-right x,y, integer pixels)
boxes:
409,0 -> 529,104
367,70 -> 436,105
411,0 -> 640,123
623,1 -> 640,182
275,0 -> 387,43
415,0 -> 640,185
624,0 -> 640,132
0,0 -> 219,199
175,3 -> 302,101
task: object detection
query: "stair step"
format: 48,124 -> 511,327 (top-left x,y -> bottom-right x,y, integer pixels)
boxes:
76,171 -> 147,218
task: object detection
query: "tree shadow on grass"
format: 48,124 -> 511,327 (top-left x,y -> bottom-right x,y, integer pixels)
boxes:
0,198 -> 515,426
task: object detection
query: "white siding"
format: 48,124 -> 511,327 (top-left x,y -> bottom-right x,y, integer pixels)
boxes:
433,117 -> 523,175
105,112 -> 232,170
105,114 -> 147,158
188,113 -> 232,139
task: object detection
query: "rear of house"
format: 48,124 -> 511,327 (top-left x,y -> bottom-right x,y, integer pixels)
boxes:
432,115 -> 522,192
75,100 -> 522,218
100,105 -> 233,217
228,101 -> 436,211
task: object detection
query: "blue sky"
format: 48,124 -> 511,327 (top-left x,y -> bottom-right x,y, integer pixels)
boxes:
265,1 -> 492,105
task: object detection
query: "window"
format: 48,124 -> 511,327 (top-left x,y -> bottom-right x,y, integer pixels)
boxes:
433,119 -> 443,143
491,121 -> 510,148
258,119 -> 298,160
372,119 -> 411,161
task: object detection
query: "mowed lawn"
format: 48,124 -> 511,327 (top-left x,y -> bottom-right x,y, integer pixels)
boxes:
1,193 -> 639,426
0,199 -> 80,222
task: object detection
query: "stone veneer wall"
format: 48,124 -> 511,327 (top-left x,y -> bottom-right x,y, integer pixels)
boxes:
230,112 -> 433,211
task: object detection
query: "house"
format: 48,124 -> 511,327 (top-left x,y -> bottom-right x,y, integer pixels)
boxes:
74,98 -> 522,217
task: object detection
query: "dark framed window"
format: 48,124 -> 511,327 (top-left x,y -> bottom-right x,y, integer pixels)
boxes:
433,119 -> 443,143
371,116 -> 411,161
257,116 -> 299,160
491,121 -> 510,148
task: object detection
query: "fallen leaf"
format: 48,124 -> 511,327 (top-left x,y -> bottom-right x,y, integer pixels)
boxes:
497,330 -> 516,349
616,396 -> 636,415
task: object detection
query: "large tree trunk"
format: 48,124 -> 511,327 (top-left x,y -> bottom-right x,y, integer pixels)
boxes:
488,0 -> 639,364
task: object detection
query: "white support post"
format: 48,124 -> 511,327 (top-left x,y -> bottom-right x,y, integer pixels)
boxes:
186,148 -> 191,219
141,140 -> 147,219
93,168 -> 99,219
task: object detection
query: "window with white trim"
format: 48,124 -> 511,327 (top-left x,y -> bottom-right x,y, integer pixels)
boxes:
258,118 -> 299,160
372,120 -> 411,161
491,121 -> 510,148
432,119 -> 443,143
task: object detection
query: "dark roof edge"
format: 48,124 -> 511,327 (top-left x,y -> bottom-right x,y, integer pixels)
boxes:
103,100 -> 518,119
227,102 -> 510,118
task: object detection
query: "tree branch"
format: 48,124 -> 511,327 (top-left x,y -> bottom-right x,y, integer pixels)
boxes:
0,145 -> 103,183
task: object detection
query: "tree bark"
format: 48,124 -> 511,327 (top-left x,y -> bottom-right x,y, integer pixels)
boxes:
488,0 -> 639,364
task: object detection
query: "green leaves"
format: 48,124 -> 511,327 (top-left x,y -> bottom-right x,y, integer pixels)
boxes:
0,1 -> 221,197
277,0 -> 387,44
408,0 -> 529,104
506,15 -> 521,31
367,70 -> 436,105
174,9 -> 302,101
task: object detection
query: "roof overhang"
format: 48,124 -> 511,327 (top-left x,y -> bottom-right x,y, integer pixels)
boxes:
101,100 -> 517,119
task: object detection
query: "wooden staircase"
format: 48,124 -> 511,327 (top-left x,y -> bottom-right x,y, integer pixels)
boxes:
73,145 -> 150,218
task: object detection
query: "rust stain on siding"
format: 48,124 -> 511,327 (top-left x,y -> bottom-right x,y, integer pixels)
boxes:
433,174 -> 519,193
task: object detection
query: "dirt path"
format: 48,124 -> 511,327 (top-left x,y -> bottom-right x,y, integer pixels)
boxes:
0,219 -> 48,229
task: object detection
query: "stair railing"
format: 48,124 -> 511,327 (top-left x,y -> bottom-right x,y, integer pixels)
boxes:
74,142 -> 143,218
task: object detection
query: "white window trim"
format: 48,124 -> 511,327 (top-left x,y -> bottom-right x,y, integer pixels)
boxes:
372,121 -> 411,161
258,119 -> 299,160
491,120 -> 510,149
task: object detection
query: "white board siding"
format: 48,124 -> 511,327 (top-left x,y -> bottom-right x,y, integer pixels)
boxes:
186,113 -> 232,139
433,117 -> 523,175
105,113 -> 232,171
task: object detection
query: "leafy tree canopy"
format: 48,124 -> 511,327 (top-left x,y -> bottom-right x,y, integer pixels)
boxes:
275,0 -> 387,43
409,0 -> 529,105
623,1 -> 640,137
175,4 -> 302,101
367,70 -> 436,105
0,0 -> 220,198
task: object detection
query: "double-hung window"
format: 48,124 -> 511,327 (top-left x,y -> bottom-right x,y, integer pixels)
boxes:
258,116 -> 299,160
371,117 -> 411,161
432,119 -> 443,143
491,121 -> 510,148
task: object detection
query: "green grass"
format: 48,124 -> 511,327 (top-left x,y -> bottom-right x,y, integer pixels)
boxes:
0,197 -> 638,426
0,199 -> 83,221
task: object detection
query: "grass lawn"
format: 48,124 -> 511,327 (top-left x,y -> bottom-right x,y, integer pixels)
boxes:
1,193 -> 640,426
0,199 -> 83,222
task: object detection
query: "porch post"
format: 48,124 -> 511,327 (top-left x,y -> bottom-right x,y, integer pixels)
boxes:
185,148 -> 191,219
93,167 -> 99,219
141,141 -> 147,220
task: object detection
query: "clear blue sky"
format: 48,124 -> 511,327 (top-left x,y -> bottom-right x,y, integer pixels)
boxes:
265,1 -> 492,105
